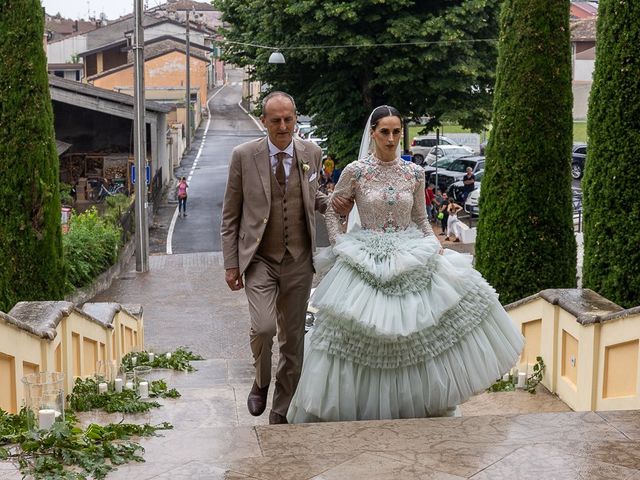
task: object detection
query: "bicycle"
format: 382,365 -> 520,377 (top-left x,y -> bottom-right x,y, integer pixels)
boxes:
89,179 -> 127,203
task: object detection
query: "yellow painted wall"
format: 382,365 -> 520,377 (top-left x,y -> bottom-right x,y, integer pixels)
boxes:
521,319 -> 542,365
92,50 -> 209,107
603,340 -> 638,398
0,353 -> 16,413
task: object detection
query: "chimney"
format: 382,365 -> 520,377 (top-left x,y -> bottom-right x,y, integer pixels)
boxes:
73,20 -> 78,32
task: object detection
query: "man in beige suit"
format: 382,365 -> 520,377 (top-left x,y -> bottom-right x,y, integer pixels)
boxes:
222,92 -> 341,424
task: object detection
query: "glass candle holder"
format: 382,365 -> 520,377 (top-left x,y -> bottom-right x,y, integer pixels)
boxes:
21,372 -> 65,430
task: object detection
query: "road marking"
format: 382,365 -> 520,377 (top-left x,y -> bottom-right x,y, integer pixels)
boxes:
167,85 -> 226,254
238,100 -> 265,132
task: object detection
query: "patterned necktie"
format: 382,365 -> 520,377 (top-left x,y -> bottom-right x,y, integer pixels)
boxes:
275,152 -> 287,192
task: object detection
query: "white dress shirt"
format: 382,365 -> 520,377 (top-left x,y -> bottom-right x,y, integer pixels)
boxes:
267,138 -> 294,185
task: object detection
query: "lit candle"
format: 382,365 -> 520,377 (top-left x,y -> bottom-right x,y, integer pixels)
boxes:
98,382 -> 108,394
517,372 -> 527,389
148,353 -> 155,363
131,356 -> 137,366
38,409 -> 57,429
125,381 -> 134,390
166,352 -> 171,359
114,378 -> 123,393
138,381 -> 149,399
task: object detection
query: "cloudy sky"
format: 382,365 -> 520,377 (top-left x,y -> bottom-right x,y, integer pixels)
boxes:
41,0 -> 169,20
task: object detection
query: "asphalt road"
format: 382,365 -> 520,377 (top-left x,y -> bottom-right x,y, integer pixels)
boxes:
169,70 -> 264,254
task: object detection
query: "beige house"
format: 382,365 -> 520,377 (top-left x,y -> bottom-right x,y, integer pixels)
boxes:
571,18 -> 597,120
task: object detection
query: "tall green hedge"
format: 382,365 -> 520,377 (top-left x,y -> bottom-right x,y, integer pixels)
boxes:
475,0 -> 576,304
0,1 -> 66,311
582,0 -> 640,308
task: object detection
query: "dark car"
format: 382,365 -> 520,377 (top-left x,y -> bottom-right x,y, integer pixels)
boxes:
435,156 -> 485,193
572,143 -> 587,180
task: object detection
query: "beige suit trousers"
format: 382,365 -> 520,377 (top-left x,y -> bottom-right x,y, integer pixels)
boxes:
244,250 -> 314,416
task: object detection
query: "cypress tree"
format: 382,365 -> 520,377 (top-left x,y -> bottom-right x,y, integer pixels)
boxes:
475,0 -> 576,304
0,1 -> 66,311
582,0 -> 640,307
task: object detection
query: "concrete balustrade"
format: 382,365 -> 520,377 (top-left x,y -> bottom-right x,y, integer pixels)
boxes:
0,301 -> 143,413
506,289 -> 640,411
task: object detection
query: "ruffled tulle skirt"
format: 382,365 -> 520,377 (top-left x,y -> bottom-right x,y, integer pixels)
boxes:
286,227 -> 524,423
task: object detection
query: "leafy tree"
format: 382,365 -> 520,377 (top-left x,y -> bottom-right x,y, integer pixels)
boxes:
582,0 -> 640,307
215,0 -> 500,164
0,0 -> 66,311
475,0 -> 576,304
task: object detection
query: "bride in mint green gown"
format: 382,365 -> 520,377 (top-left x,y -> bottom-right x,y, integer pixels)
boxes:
287,106 -> 524,423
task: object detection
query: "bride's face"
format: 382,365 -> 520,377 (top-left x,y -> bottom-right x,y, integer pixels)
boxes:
371,115 -> 402,159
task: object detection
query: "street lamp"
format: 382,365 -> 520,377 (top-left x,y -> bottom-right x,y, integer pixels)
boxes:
268,51 -> 285,64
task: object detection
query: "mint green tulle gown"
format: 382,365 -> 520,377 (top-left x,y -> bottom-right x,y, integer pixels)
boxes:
286,156 -> 524,423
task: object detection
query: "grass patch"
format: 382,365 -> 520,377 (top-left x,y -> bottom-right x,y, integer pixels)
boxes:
407,122 -> 588,144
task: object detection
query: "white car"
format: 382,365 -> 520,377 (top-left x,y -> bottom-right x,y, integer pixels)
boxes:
464,185 -> 481,216
424,145 -> 474,166
409,134 -> 458,164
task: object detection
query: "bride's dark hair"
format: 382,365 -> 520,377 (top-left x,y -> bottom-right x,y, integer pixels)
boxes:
369,105 -> 401,129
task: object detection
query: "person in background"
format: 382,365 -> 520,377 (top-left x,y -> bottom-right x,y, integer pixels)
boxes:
176,177 -> 189,217
438,192 -> 449,235
461,167 -> 475,203
425,182 -> 436,222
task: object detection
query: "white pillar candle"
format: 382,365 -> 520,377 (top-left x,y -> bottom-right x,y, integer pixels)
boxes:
166,352 -> 171,359
131,356 -> 137,366
502,373 -> 510,382
138,381 -> 149,399
517,372 -> 527,389
114,378 -> 123,393
148,353 -> 155,363
125,381 -> 134,390
98,382 -> 108,394
38,409 -> 57,429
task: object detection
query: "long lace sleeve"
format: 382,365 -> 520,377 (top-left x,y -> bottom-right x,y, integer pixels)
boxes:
411,169 -> 434,237
325,163 -> 358,244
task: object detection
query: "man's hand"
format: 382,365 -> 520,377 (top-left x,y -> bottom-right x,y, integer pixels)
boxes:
225,268 -> 244,291
332,196 -> 354,217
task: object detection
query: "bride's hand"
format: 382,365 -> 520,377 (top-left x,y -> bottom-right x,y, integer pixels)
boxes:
332,196 -> 354,216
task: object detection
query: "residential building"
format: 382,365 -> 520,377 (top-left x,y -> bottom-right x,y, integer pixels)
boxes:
570,1 -> 599,20
571,18 -> 596,120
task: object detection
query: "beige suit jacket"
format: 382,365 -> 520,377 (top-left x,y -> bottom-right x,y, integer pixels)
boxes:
221,136 -> 328,274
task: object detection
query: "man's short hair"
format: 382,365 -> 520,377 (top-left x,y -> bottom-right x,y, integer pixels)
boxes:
262,91 -> 297,113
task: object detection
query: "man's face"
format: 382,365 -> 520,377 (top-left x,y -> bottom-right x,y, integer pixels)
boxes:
261,96 -> 297,150
466,167 -> 473,174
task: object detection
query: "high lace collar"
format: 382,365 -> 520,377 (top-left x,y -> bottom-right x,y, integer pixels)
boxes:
371,154 -> 400,166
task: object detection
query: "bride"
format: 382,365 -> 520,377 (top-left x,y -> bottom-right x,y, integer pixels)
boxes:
287,105 -> 524,423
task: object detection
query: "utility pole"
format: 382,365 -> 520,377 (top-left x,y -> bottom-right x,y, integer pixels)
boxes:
185,8 -> 191,152
133,0 -> 149,272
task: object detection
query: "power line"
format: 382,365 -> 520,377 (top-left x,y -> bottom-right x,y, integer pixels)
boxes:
220,38 -> 498,51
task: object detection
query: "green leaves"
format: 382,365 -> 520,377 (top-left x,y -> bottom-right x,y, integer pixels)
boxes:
216,0 -> 500,164
475,0 -> 576,304
67,378 -> 162,414
120,347 -> 204,373
0,406 -> 172,479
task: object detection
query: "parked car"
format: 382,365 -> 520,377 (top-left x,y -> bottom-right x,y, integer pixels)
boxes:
572,143 -> 587,180
423,158 -> 458,184
424,145 -> 474,166
464,186 -> 481,216
434,156 -> 485,192
295,122 -> 313,139
307,134 -> 328,156
409,134 -> 457,165
448,169 -> 484,203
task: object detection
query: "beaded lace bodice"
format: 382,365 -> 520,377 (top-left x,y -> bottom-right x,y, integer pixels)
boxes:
325,156 -> 434,244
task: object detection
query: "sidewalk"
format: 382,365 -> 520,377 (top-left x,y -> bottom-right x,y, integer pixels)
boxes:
60,250 -> 640,480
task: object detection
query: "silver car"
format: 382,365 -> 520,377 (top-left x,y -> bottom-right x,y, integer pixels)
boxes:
409,134 -> 458,164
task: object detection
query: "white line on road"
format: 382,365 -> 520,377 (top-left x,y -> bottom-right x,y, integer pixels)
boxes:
166,85 -> 226,254
237,100 -> 266,132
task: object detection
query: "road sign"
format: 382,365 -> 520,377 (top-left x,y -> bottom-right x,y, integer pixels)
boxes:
131,165 -> 151,185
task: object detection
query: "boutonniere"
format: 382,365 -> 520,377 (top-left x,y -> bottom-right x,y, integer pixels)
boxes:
299,158 -> 310,173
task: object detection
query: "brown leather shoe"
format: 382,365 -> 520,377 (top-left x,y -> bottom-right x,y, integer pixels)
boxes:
247,381 -> 269,416
268,410 -> 288,425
